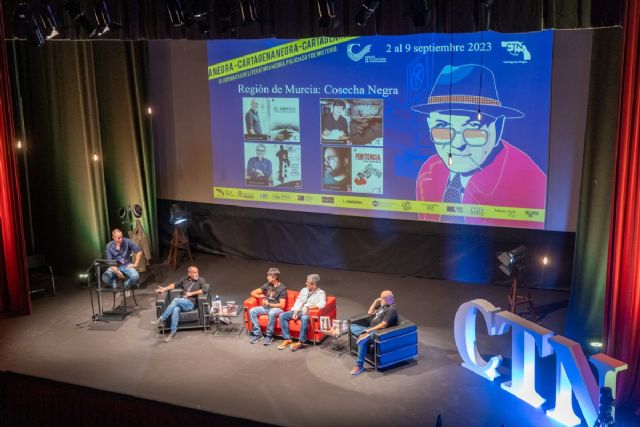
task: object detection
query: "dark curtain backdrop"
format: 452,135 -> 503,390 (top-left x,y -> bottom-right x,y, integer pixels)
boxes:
1,0 -> 623,42
0,3 -> 29,315
564,29 -> 622,345
604,0 -> 640,410
9,40 -> 158,274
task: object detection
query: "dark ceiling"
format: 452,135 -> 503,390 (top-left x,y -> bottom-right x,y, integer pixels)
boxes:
3,0 -> 623,46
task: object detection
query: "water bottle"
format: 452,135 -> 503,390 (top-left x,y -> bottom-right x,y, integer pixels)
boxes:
214,294 -> 221,314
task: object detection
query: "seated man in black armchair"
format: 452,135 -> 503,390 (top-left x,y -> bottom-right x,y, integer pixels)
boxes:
349,290 -> 398,376
151,265 -> 206,343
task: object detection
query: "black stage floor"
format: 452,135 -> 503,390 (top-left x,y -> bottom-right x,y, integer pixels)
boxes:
0,254 -> 626,427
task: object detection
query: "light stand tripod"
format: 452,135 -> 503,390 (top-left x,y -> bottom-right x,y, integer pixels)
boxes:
75,259 -> 117,327
167,225 -> 193,270
594,387 -> 616,427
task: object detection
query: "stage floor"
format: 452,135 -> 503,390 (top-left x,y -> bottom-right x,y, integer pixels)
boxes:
0,254 -> 606,426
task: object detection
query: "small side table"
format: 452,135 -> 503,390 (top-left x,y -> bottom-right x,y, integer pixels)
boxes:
311,316 -> 349,357
207,308 -> 244,337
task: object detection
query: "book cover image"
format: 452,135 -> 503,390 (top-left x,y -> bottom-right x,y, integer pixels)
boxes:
352,147 -> 383,194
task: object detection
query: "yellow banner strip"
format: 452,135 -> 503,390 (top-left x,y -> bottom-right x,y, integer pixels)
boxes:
213,187 -> 545,223
208,37 -> 357,80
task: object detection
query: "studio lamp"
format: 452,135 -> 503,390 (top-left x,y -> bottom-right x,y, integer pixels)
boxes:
496,245 -> 532,314
167,204 -> 193,270
64,0 -> 98,37
496,245 -> 528,277
12,2 -> 46,47
169,204 -> 190,225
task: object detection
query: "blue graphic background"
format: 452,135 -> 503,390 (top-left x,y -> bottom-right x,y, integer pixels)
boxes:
208,31 -> 553,217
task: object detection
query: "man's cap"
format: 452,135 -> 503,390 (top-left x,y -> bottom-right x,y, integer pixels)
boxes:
412,64 -> 524,119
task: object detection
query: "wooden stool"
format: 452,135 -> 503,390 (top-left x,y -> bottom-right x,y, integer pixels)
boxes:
167,226 -> 193,270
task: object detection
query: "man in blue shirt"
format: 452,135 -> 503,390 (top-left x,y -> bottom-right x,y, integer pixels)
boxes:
102,228 -> 142,289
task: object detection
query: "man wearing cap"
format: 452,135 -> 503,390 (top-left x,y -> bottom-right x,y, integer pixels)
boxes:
277,274 -> 327,351
412,64 -> 546,229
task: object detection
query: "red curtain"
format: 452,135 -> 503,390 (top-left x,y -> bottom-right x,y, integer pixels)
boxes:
604,0 -> 640,410
0,3 -> 30,315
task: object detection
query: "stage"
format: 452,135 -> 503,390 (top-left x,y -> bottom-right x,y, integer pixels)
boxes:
0,254 -> 591,426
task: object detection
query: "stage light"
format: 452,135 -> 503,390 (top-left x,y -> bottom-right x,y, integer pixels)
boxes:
354,0 -> 382,27
541,256 -> 549,266
410,0 -> 429,27
93,0 -> 122,37
477,109 -> 482,120
317,0 -> 337,27
588,340 -> 603,349
64,0 -> 98,38
132,204 -> 143,218
92,153 -> 99,161
193,10 -> 210,37
240,0 -> 258,25
147,106 -> 153,115
497,245 -> 528,276
166,0 -> 186,26
17,140 -> 23,149
214,0 -> 236,34
447,152 -> 453,166
12,2 -> 46,47
169,204 -> 190,225
118,207 -> 128,220
41,0 -> 63,39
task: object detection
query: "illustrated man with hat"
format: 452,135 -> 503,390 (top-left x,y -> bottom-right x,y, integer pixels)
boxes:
412,64 -> 546,228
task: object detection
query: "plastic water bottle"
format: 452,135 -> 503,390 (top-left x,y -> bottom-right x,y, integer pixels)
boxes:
214,295 -> 221,314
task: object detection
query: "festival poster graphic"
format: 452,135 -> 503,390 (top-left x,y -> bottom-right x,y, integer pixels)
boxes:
210,32 -> 553,229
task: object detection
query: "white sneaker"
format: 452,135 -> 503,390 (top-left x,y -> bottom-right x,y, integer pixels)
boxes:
164,331 -> 177,343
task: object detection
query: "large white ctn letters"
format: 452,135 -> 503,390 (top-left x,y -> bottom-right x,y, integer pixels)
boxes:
454,299 -> 628,427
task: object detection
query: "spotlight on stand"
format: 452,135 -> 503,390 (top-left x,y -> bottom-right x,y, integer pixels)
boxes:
169,203 -> 190,225
317,0 -> 337,28
64,0 -> 98,37
497,245 -> 533,314
497,245 -> 528,276
354,0 -> 382,27
167,204 -> 193,270
12,2 -> 46,47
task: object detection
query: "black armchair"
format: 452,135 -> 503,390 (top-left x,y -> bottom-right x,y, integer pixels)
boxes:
348,313 -> 418,371
155,282 -> 211,331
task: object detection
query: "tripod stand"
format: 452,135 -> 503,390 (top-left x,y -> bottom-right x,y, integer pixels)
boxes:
75,259 -> 117,327
594,387 -> 616,427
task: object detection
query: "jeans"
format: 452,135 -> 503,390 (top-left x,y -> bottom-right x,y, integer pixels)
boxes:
159,297 -> 194,332
279,310 -> 310,343
101,265 -> 139,289
350,323 -> 371,368
249,306 -> 282,337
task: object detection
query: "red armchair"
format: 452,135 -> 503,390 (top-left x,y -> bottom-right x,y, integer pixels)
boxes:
243,290 -> 337,343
